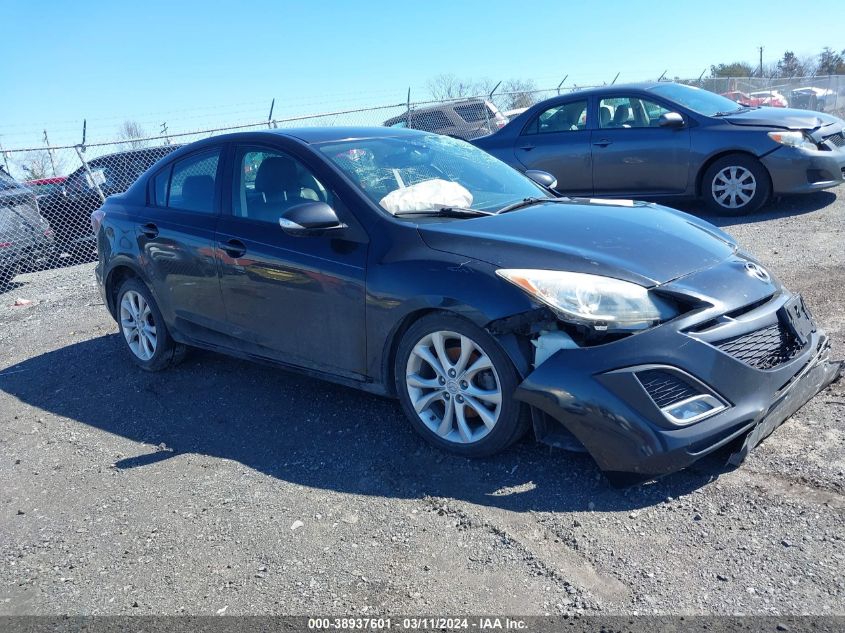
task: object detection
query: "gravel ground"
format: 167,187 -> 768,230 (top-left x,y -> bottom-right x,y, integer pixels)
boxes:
0,190 -> 843,617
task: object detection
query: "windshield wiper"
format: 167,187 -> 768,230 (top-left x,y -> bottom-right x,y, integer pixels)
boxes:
713,106 -> 757,116
392,206 -> 494,218
496,196 -> 570,215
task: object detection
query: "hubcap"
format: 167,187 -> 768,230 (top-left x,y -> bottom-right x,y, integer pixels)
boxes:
405,330 -> 502,444
712,166 -> 757,209
119,290 -> 157,361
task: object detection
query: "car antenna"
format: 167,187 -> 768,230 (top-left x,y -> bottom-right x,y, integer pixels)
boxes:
610,72 -> 620,85
657,70 -> 667,82
697,68 -> 707,84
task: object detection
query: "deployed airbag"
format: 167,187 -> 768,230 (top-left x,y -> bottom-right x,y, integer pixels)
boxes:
380,179 -> 473,214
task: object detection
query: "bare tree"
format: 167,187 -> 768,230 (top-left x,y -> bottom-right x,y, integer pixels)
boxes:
16,150 -> 65,181
117,120 -> 148,149
426,74 -> 495,101
500,78 -> 538,110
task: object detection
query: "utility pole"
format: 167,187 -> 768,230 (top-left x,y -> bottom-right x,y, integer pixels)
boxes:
160,122 -> 170,145
42,130 -> 57,177
758,46 -> 764,77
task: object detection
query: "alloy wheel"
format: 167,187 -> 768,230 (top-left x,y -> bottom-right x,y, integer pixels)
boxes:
711,165 -> 757,209
119,290 -> 157,361
405,330 -> 502,444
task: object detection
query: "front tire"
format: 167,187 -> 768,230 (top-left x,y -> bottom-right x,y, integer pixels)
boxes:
116,278 -> 185,371
394,313 -> 527,457
702,154 -> 771,216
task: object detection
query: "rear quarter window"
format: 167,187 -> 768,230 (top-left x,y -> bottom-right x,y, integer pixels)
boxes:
453,103 -> 489,123
409,110 -> 451,131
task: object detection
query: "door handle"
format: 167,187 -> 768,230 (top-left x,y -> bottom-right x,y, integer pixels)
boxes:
592,139 -> 613,147
139,223 -> 159,238
218,239 -> 246,258
519,145 -> 535,151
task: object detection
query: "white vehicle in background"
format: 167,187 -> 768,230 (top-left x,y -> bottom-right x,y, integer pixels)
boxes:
502,107 -> 528,121
749,90 -> 788,108
383,98 -> 508,141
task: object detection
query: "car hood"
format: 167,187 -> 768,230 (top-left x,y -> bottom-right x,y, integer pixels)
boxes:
722,107 -> 841,131
416,200 -> 737,287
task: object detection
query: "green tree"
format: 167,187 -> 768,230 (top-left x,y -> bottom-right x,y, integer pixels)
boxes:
709,62 -> 755,78
817,47 -> 845,75
775,51 -> 806,78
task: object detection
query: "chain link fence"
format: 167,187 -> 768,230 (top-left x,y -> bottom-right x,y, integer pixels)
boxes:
1,77 -> 843,288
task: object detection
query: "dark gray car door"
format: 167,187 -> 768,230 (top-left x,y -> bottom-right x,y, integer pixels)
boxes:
591,95 -> 691,195
216,143 -> 369,379
513,98 -> 592,195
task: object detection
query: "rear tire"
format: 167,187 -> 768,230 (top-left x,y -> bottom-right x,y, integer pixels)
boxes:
115,278 -> 186,371
702,154 -> 771,216
394,313 -> 528,457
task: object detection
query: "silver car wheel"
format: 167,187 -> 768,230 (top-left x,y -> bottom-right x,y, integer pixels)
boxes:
712,166 -> 757,209
119,290 -> 157,361
405,330 -> 502,444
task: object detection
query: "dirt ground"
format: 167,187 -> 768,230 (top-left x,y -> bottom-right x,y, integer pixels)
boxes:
1,190 -> 843,616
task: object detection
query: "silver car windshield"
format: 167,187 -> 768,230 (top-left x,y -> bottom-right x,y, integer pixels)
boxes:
317,134 -> 548,216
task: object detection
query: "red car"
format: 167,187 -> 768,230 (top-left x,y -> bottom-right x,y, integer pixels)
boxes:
25,176 -> 66,198
719,91 -> 765,107
749,90 -> 789,108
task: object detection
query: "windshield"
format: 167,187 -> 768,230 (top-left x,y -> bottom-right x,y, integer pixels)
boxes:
648,83 -> 746,116
317,134 -> 548,216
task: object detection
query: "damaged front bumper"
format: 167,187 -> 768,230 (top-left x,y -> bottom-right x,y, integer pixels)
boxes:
511,289 -> 842,484
727,339 -> 841,465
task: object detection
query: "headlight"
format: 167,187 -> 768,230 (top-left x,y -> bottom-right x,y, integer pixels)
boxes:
767,131 -> 818,151
496,269 -> 677,331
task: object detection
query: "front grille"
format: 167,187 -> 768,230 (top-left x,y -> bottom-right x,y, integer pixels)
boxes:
637,370 -> 701,408
823,131 -> 845,148
716,322 -> 803,370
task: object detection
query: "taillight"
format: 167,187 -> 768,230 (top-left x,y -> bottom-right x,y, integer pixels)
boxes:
91,208 -> 106,233
0,242 -> 12,248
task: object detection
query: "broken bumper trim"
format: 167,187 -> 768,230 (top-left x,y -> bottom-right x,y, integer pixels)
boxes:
727,338 -> 842,465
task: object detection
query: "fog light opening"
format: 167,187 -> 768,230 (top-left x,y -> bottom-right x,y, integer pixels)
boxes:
663,395 -> 725,426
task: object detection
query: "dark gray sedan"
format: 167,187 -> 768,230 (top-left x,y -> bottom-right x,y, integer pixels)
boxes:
473,82 -> 845,215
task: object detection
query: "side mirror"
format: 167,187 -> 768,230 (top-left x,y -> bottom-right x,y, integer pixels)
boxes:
278,201 -> 346,236
658,112 -> 685,128
524,170 -> 558,190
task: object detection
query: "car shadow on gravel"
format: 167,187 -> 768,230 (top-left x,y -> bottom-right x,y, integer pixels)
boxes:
0,335 -> 735,513
673,190 -> 838,227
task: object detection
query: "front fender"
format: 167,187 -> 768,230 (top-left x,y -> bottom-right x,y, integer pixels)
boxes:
365,252 -> 537,387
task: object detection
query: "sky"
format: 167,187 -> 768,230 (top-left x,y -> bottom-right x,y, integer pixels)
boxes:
1,0 -> 841,148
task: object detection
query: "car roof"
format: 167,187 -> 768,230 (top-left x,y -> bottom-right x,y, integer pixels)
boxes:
549,82 -> 662,99
262,126 -> 430,144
